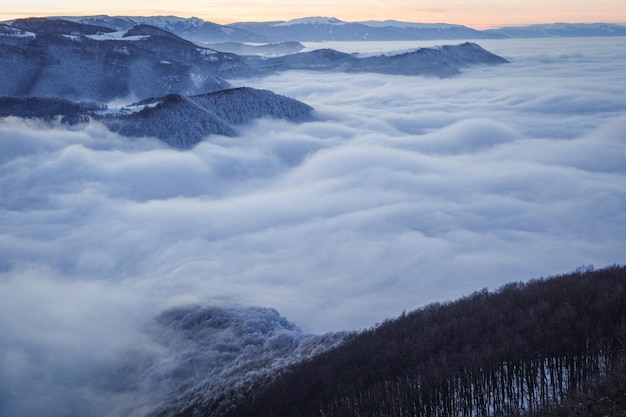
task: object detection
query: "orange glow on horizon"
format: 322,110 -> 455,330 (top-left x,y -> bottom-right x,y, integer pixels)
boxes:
0,2 -> 625,29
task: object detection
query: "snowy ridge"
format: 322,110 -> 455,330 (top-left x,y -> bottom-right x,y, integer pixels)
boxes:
0,88 -> 315,148
249,42 -> 508,77
60,14 -> 269,43
4,16 -> 626,43
229,17 -> 493,41
107,88 -> 314,147
201,41 -> 305,57
86,30 -> 150,41
358,20 -> 466,29
0,18 -> 255,101
140,306 -> 347,417
0,24 -> 36,38
274,16 -> 346,26
0,18 -> 509,102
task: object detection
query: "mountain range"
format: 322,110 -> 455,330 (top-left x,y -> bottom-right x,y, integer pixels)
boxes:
0,19 -> 258,101
0,17 -> 509,147
9,15 -> 625,43
0,17 -> 509,102
230,18 -> 626,42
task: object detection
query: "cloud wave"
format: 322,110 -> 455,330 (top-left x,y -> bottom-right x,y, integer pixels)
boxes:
1,37 -> 626,417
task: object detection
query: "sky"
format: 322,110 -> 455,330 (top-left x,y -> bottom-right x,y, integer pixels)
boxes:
1,0 -> 626,28
1,34 -> 626,416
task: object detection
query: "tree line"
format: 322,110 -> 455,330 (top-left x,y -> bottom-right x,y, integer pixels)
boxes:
220,265 -> 626,417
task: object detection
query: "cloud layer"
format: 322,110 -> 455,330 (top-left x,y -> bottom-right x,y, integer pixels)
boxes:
1,37 -> 626,416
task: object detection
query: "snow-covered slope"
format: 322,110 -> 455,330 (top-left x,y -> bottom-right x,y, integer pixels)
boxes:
62,15 -> 269,43
229,16 -> 496,41
107,88 -> 313,147
0,88 -> 315,148
247,42 -> 508,77
5,16 -> 626,44
143,306 -> 346,417
0,18 -> 261,101
0,17 -> 509,102
65,17 -> 626,42
201,41 -> 305,57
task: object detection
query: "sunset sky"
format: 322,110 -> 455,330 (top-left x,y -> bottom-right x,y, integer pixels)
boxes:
2,0 -> 626,29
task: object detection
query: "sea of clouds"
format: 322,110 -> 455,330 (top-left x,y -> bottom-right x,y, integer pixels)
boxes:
1,37 -> 626,416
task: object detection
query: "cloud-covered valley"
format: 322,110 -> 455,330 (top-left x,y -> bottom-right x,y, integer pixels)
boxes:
1,37 -> 626,416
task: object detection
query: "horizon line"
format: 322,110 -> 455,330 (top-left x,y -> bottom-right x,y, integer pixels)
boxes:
1,13 -> 626,31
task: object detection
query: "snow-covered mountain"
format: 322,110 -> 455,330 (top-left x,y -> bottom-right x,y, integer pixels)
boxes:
143,306 -> 346,417
4,304 -> 345,417
249,42 -> 508,77
0,88 -> 314,148
75,17 -> 626,42
4,16 -> 625,44
61,15 -> 269,43
201,41 -> 305,57
106,88 -> 314,148
229,16 -> 495,41
0,18 -> 264,102
0,17 -> 509,150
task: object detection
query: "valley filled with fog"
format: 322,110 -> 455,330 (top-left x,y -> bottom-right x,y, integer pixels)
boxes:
1,36 -> 626,416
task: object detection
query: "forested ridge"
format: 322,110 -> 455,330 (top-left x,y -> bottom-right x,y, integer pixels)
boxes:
222,265 -> 626,417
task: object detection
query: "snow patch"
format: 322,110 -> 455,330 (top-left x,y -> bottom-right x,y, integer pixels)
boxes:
0,27 -> 36,38
62,34 -> 81,41
358,20 -> 462,29
275,17 -> 346,26
93,100 -> 161,117
190,73 -> 208,88
87,31 -> 150,41
198,48 -> 219,61
113,46 -> 129,55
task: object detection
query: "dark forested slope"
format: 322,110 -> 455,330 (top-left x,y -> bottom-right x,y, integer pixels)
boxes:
0,88 -> 314,148
224,265 -> 626,417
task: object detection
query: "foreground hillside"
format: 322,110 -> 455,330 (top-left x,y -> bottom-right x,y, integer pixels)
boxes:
221,265 -> 626,417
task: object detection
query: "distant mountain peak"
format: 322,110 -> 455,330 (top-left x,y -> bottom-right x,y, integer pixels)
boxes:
11,17 -> 114,35
275,16 -> 346,26
358,19 -> 466,29
121,23 -> 196,45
